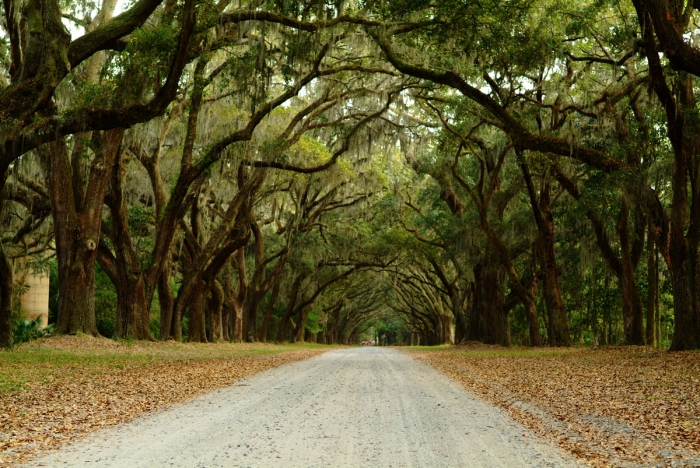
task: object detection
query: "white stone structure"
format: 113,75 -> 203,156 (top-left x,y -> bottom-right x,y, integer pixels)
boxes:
13,255 -> 50,328
20,271 -> 50,328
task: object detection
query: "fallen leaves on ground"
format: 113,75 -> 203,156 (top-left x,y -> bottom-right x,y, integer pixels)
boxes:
0,336 -> 328,467
408,345 -> 700,467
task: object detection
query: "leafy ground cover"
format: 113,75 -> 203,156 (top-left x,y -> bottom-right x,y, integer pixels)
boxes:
408,344 -> 700,467
0,336 -> 330,466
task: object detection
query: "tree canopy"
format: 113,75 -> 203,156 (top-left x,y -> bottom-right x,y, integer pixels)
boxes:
1,0 -> 700,350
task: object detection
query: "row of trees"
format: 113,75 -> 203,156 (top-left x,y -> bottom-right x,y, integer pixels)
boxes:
1,0 -> 700,349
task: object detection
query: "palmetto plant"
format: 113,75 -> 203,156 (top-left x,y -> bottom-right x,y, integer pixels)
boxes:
10,317 -> 54,348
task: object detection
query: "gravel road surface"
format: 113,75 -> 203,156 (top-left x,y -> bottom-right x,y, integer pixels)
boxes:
26,348 -> 581,467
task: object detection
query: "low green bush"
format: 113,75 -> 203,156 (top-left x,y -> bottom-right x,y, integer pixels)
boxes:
12,317 -> 54,346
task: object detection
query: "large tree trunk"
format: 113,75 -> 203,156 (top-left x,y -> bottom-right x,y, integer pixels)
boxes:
240,222 -> 278,343
228,248 -> 247,342
220,270 -> 233,342
221,302 -> 232,342
242,289 -> 261,342
327,306 -> 341,345
482,223 -> 541,346
632,29 -> 699,349
668,245 -> 698,350
539,236 -> 570,346
55,250 -> 99,335
186,281 -> 207,343
521,164 -> 571,346
647,227 -> 658,347
428,258 -> 467,344
259,277 -> 282,342
98,242 -> 152,341
158,263 -> 175,340
114,273 -> 151,340
46,130 -> 124,336
468,257 -> 509,346
173,290 -> 184,342
207,280 -> 224,342
619,264 -> 645,345
0,171 -> 14,348
617,202 -> 645,345
104,151 -> 153,340
521,290 -> 540,347
666,116 -> 700,351
442,314 -> 454,344
292,306 -> 310,343
451,289 -> 466,344
0,238 -> 13,348
277,274 -> 303,342
232,301 -> 244,342
668,200 -> 697,349
556,168 -> 647,346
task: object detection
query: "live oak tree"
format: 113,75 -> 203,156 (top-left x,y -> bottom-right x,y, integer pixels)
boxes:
358,0 -> 685,347
3,0 -> 700,349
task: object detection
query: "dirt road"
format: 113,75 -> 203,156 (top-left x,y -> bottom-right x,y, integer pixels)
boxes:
26,348 -> 581,467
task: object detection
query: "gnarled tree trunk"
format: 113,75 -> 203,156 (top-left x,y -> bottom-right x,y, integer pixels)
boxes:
186,280 -> 207,342
647,226 -> 658,347
468,256 -> 509,346
158,262 -> 175,340
277,274 -> 303,342
259,276 -> 282,342
207,280 -> 224,342
521,164 -> 571,346
0,238 -> 13,348
292,306 -> 310,343
617,202 -> 645,345
46,130 -> 124,336
100,150 -> 153,340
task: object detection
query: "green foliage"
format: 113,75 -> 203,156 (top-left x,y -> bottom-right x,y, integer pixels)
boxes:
95,263 -> 117,338
305,306 -> 323,335
11,318 -> 53,347
10,0 -> 691,352
128,205 -> 155,237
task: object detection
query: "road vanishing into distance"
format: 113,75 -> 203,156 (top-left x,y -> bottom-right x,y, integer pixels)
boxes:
27,348 -> 581,467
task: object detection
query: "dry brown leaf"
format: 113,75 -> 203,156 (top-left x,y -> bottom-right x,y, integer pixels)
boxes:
0,339 -> 328,467
408,346 -> 700,468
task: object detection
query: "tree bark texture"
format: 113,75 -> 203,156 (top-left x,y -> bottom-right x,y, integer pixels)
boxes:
482,223 -> 541,346
220,266 -> 233,342
277,274 -> 303,342
242,287 -> 262,342
46,129 -> 124,336
104,150 -> 153,340
158,262 -> 175,340
229,249 -> 247,342
292,306 -> 312,343
631,13 -> 700,349
259,276 -> 282,342
186,280 -> 207,342
521,164 -> 571,346
0,238 -> 13,348
207,280 -> 224,342
468,257 -> 509,346
617,201 -> 646,345
647,227 -> 658,347
554,168 -> 646,345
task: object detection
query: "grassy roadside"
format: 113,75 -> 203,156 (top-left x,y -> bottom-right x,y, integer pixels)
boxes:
0,336 -> 330,395
0,336 -> 333,466
405,344 -> 700,467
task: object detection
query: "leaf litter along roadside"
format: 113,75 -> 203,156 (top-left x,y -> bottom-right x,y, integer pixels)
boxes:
407,344 -> 700,468
0,336 -> 330,467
